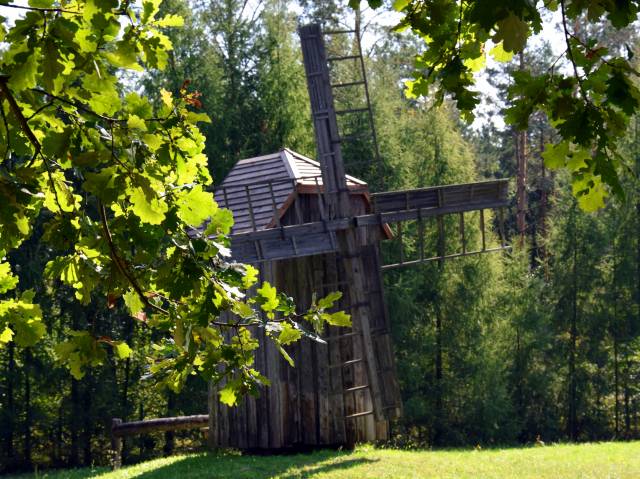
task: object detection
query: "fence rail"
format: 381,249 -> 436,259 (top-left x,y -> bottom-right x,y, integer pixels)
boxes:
110,415 -> 208,469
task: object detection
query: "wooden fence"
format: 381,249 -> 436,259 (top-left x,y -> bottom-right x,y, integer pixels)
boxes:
110,415 -> 208,469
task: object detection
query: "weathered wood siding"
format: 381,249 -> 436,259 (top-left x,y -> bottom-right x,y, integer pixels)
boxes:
209,192 -> 400,449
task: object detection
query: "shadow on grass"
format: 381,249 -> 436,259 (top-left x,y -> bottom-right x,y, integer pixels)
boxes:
131,451 -> 376,479
25,450 -> 378,479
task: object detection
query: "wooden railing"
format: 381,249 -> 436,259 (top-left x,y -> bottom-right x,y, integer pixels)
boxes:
110,415 -> 208,469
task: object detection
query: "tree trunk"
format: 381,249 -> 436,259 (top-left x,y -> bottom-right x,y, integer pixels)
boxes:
433,223 -> 445,445
516,51 -> 528,247
23,350 -> 33,469
568,205 -> 578,441
207,381 -> 218,451
120,315 -> 134,461
163,392 -> 176,456
613,332 -> 620,436
624,359 -> 631,437
4,342 -> 15,466
121,356 -> 131,462
138,402 -> 145,457
539,128 -> 548,267
82,374 -> 93,466
613,241 -> 620,437
55,402 -> 64,466
70,378 -> 80,466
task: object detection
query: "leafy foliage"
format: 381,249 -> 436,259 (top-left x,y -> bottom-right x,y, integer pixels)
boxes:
354,0 -> 640,209
0,0 -> 346,402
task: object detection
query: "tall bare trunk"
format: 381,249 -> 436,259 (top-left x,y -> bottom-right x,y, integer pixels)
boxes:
568,206 -> 578,441
516,52 -> 528,247
433,219 -> 445,445
539,128 -> 548,266
23,350 -> 32,469
82,375 -> 93,466
163,392 -> 176,456
4,342 -> 15,467
624,359 -> 631,437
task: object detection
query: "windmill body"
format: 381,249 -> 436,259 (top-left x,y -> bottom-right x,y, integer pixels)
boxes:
210,148 -> 398,448
207,24 -> 509,449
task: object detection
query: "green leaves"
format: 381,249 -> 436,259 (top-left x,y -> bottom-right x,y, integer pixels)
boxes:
278,322 -> 302,345
256,282 -> 279,318
0,0 -> 349,407
142,0 -> 162,24
7,47 -> 39,90
489,42 -> 514,62
493,13 -> 528,53
0,261 -> 19,294
574,175 -> 607,212
219,384 -> 237,406
382,0 -> 639,208
112,341 -> 133,359
542,141 -> 613,210
542,142 -> 571,170
129,185 -> 169,225
317,291 -> 342,310
155,14 -> 185,28
323,311 -> 352,327
0,290 -> 45,349
0,327 -> 13,345
241,265 -> 259,289
123,289 -> 145,318
55,330 -> 107,380
176,185 -> 218,226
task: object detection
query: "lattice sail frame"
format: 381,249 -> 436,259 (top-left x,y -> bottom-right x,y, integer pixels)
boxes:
220,176 -> 509,266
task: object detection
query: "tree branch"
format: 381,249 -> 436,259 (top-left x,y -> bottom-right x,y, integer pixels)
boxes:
560,0 -> 588,100
31,88 -> 168,124
0,76 -> 42,157
0,4 -> 81,14
98,201 -> 169,316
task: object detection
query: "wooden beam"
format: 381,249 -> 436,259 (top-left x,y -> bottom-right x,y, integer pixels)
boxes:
111,414 -> 208,437
299,23 -> 349,216
300,23 -> 385,426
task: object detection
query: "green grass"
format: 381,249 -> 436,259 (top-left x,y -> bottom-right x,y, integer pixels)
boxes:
11,441 -> 640,479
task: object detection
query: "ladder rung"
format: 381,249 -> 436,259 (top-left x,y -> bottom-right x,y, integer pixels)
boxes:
329,358 -> 363,368
344,384 -> 369,393
331,81 -> 366,88
327,55 -> 360,62
324,29 -> 357,35
335,107 -> 369,115
345,410 -> 374,419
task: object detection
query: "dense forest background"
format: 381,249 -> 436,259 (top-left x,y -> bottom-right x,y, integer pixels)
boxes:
2,0 -> 640,473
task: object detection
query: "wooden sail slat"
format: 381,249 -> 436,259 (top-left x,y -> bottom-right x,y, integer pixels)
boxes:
227,196 -> 509,262
381,246 -> 509,271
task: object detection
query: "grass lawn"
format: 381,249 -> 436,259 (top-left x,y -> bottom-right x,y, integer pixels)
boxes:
10,441 -> 640,479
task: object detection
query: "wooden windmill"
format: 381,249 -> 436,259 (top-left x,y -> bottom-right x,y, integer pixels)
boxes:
207,24 -> 509,449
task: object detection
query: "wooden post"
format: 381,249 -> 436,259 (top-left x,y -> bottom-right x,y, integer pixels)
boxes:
299,23 -> 385,425
111,418 -> 123,470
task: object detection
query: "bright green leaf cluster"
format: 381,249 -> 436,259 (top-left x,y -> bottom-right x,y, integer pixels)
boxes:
0,0 -> 350,401
357,0 -> 640,209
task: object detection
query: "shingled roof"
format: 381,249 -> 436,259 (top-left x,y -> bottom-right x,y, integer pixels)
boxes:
214,148 -> 368,234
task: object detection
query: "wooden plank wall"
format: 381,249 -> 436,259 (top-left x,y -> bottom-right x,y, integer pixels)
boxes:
208,193 -> 400,448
